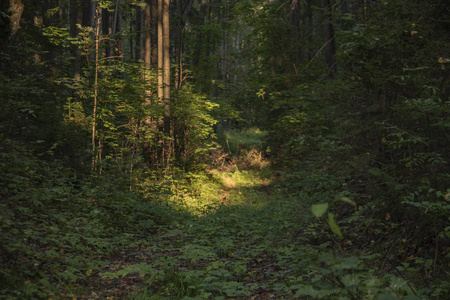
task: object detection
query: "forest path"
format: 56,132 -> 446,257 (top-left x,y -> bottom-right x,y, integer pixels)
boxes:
83,167 -> 312,299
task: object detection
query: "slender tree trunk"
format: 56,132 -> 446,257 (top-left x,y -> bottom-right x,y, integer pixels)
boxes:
58,0 -> 64,26
175,37 -> 183,90
151,0 -> 158,67
75,0 -> 83,80
193,0 -> 207,67
157,0 -> 163,102
92,4 -> 101,171
175,0 -> 182,90
135,4 -> 142,60
117,2 -> 124,61
163,0 -> 170,108
290,0 -> 302,68
221,0 -> 228,82
322,0 -> 336,78
141,0 -> 157,168
89,0 -> 96,27
153,0 -> 165,170
143,0 -> 151,68
306,0 -> 313,60
33,13 -> 42,63
174,0 -> 193,90
111,0 -> 122,60
163,0 -> 172,168
102,7 -> 111,59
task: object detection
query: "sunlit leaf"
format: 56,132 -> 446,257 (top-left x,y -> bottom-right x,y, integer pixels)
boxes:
311,203 -> 329,217
335,197 -> 356,206
327,213 -> 343,238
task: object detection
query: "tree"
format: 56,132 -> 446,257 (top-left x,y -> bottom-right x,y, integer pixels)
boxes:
321,0 -> 336,77
163,0 -> 171,163
0,0 -> 24,48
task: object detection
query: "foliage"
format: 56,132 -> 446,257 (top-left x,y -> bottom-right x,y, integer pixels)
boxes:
217,127 -> 268,156
0,138 -> 182,298
172,84 -> 219,170
250,0 -> 450,297
1,0 -> 449,298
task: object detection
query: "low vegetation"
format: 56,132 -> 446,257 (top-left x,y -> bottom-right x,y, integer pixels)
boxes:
2,127 -> 448,299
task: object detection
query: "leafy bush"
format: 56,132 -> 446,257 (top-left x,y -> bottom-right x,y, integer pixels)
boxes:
0,138 -> 181,298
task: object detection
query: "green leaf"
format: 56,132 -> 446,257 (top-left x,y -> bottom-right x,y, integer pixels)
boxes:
311,203 -> 329,217
327,213 -> 343,238
334,197 -> 356,206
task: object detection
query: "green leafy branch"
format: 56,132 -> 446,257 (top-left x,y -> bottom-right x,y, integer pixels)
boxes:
311,197 -> 356,238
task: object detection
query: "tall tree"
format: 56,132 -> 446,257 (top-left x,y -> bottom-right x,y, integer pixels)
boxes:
143,0 -> 151,68
162,0 -> 172,167
157,0 -> 163,102
92,2 -> 101,170
0,0 -> 24,44
322,0 -> 336,77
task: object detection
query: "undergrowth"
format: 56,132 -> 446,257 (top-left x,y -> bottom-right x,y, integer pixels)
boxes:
0,139 -> 184,299
1,127 -> 448,299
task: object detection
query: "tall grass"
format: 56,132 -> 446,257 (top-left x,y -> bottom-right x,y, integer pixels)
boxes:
220,127 -> 268,155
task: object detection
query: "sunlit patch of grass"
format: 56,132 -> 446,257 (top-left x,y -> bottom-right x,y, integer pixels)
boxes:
163,127 -> 273,216
209,169 -> 263,189
222,127 -> 268,155
168,168 -> 273,216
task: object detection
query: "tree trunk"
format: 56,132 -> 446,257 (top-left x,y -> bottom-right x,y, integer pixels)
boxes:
143,0 -> 151,68
135,4 -> 142,60
322,0 -> 336,78
175,34 -> 183,90
290,0 -> 302,68
81,0 -> 95,27
112,0 -> 123,61
33,12 -> 43,63
174,0 -> 183,90
221,0 -> 228,82
163,0 -> 172,168
9,0 -> 24,37
157,0 -> 164,102
73,0 -> 83,81
174,0 -> 194,90
92,4 -> 101,171
151,0 -> 158,67
102,7 -> 111,59
193,0 -> 208,67
306,0 -> 313,60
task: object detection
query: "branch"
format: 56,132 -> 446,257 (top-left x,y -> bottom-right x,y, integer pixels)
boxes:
305,37 -> 334,69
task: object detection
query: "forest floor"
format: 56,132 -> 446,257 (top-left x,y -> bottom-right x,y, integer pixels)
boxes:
74,165 -> 317,299
65,152 -> 427,300
2,143 -> 429,299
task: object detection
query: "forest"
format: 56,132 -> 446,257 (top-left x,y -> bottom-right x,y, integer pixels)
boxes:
0,0 -> 449,299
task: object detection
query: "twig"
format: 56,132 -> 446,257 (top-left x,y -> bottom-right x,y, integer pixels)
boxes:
305,38 -> 334,69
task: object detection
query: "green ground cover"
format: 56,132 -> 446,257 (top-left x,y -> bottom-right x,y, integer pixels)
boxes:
1,129 -> 446,299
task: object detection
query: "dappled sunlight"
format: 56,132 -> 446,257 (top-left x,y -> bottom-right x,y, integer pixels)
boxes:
208,168 -> 265,189
167,168 -> 275,216
222,127 -> 269,156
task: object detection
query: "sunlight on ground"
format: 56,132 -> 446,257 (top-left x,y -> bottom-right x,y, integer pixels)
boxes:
164,127 -> 272,216
208,169 -> 265,189
169,168 -> 272,216
222,127 -> 268,155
